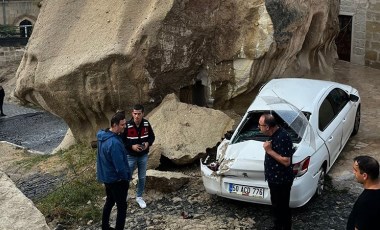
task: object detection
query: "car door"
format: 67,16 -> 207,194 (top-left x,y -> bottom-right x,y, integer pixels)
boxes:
317,90 -> 344,167
330,88 -> 354,145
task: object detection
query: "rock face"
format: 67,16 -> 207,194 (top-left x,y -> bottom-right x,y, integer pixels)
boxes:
0,171 -> 50,230
14,0 -> 339,143
148,94 -> 234,165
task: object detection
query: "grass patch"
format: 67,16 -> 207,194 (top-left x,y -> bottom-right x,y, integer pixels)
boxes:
13,151 -> 51,170
35,144 -> 104,226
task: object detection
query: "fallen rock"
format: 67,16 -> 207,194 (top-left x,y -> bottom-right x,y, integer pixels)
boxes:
145,169 -> 191,193
14,0 -> 339,144
147,94 -> 234,165
147,144 -> 163,170
0,171 -> 50,230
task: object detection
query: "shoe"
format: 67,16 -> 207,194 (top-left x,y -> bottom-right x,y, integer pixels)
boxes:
0,114 -> 5,116
136,197 -> 146,208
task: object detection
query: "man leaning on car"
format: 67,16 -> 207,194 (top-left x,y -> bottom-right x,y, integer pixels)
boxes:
259,113 -> 295,230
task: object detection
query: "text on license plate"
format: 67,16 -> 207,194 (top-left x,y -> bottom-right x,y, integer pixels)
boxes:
229,183 -> 264,198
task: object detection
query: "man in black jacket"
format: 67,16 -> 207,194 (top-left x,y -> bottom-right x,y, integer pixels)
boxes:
0,85 -> 5,116
122,104 -> 155,208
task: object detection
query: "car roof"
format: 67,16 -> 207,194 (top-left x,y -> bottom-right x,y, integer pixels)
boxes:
248,78 -> 348,113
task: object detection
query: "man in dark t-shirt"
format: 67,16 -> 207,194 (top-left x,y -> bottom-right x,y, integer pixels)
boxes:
347,155 -> 380,230
259,113 -> 294,230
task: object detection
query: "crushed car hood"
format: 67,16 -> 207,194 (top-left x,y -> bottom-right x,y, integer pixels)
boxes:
218,140 -> 265,176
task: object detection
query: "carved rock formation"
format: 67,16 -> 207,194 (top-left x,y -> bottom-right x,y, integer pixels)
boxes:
14,0 -> 339,144
0,171 -> 50,230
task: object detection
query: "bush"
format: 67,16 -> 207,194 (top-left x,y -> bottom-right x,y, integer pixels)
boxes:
35,144 -> 104,226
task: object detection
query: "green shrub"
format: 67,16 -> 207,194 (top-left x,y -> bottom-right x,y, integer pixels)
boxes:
0,25 -> 19,37
36,144 -> 104,225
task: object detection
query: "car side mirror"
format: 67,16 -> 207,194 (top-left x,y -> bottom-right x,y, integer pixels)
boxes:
349,94 -> 359,102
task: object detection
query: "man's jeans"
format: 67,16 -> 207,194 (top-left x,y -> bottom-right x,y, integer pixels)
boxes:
127,154 -> 148,197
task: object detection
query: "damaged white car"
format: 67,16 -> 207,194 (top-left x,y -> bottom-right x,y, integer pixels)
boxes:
201,78 -> 360,207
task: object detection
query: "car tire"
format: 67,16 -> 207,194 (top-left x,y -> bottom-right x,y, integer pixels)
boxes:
351,105 -> 361,136
315,166 -> 326,197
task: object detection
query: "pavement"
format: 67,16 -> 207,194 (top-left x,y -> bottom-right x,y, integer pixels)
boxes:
1,103 -> 42,118
0,103 -> 68,154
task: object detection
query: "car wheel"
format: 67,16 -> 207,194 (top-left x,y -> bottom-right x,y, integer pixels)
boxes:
351,105 -> 360,136
315,166 -> 326,196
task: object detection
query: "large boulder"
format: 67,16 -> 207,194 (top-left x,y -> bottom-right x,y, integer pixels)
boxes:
148,94 -> 234,165
14,0 -> 339,144
144,169 -> 191,193
0,171 -> 50,230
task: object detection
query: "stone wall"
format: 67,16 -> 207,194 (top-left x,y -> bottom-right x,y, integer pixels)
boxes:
0,46 -> 24,67
340,0 -> 380,69
0,0 -> 40,25
365,1 -> 380,69
339,0 -> 367,65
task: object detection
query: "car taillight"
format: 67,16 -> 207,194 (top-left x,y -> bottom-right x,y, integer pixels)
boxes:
293,156 -> 310,177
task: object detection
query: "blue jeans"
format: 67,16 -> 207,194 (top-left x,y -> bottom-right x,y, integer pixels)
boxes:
127,154 -> 148,197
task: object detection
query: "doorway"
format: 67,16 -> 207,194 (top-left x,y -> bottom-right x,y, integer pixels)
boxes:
336,15 -> 352,62
179,80 -> 207,107
19,19 -> 33,38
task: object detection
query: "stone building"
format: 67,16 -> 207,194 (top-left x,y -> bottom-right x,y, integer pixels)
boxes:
0,0 -> 40,66
339,0 -> 380,69
0,0 -> 40,36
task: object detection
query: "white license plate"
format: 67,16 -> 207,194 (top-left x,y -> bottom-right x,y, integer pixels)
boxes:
229,183 -> 264,198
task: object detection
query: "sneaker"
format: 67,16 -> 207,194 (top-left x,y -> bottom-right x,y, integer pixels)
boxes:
136,197 -> 146,208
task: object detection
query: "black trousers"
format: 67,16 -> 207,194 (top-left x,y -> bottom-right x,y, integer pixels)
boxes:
268,182 -> 293,230
0,88 -> 4,115
102,180 -> 129,230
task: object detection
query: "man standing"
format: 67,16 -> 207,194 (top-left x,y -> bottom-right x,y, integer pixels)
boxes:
0,85 -> 6,116
96,111 -> 131,230
123,104 -> 155,209
258,113 -> 294,230
347,155 -> 380,230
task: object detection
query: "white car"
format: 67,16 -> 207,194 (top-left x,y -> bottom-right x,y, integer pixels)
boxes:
201,78 -> 360,208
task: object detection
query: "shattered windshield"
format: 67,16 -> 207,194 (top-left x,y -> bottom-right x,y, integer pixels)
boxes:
231,111 -> 310,144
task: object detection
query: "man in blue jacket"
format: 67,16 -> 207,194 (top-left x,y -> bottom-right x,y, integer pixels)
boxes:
122,104 -> 155,209
96,111 -> 131,230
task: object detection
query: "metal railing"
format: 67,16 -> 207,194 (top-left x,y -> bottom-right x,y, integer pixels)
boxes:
0,24 -> 32,37
0,25 -> 32,46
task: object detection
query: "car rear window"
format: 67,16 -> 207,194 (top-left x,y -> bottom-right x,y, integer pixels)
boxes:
231,111 -> 304,144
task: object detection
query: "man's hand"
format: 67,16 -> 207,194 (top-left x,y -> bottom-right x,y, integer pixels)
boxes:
263,140 -> 272,153
263,140 -> 291,167
142,142 -> 148,150
133,144 -> 143,152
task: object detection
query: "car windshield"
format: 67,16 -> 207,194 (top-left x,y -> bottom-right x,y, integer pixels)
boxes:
231,111 -> 311,144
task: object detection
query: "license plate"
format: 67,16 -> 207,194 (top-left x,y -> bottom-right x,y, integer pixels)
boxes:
229,183 -> 264,198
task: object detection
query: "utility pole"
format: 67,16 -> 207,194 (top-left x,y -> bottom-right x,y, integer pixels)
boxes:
2,0 -> 6,25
